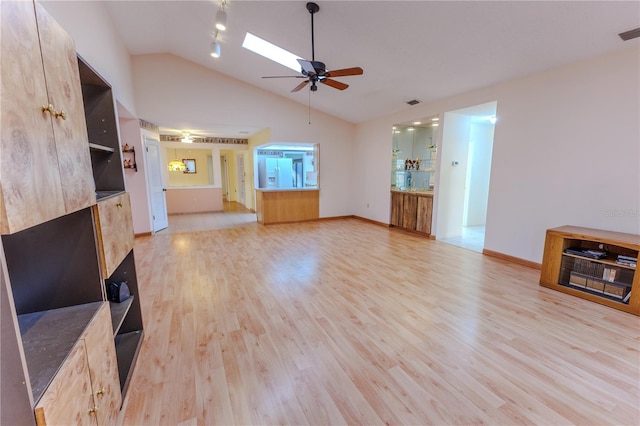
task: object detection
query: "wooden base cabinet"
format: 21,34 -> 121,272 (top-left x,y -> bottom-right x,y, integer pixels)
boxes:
34,303 -> 120,426
390,191 -> 433,235
540,226 -> 639,315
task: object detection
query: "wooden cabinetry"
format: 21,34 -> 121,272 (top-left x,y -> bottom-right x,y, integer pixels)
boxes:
256,189 -> 319,225
540,226 -> 639,315
94,193 -> 135,279
33,303 -> 120,426
0,0 -> 95,235
1,2 -> 143,424
34,341 -> 96,426
390,191 -> 433,235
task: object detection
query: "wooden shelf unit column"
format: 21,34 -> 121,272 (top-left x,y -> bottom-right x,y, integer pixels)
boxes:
540,226 -> 639,315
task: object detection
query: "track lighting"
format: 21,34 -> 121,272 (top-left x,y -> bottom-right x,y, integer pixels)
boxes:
211,41 -> 221,58
215,1 -> 227,31
210,30 -> 221,58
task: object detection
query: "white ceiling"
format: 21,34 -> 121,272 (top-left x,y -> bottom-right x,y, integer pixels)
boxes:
102,0 -> 639,135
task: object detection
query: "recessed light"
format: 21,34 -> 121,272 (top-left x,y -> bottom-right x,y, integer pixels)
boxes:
431,117 -> 439,121
408,127 -> 414,131
413,121 -> 421,125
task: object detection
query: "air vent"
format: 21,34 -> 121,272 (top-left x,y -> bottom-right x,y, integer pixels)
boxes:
406,99 -> 421,106
619,27 -> 640,41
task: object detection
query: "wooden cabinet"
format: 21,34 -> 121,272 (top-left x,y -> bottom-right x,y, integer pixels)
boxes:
540,226 -> 639,315
33,303 -> 120,426
34,341 -> 96,426
256,189 -> 319,225
0,1 -> 95,235
390,191 -> 433,236
94,193 -> 135,279
1,2 -> 143,424
82,303 -> 122,426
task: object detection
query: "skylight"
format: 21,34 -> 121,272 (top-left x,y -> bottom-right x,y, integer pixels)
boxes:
242,32 -> 302,72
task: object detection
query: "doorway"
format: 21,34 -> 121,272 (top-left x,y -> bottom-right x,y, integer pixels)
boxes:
436,101 -> 496,252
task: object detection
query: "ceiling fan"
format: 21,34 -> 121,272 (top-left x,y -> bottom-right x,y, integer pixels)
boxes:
262,2 -> 363,93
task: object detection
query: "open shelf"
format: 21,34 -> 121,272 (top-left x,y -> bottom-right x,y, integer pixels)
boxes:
17,302 -> 102,403
110,296 -> 134,335
540,226 -> 639,315
115,330 -> 144,395
89,142 -> 115,154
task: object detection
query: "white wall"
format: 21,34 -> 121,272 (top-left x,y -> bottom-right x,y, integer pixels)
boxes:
131,54 -> 355,218
355,47 -> 640,263
41,0 -> 137,115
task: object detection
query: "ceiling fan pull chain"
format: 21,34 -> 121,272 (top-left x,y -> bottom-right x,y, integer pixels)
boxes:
308,89 -> 312,124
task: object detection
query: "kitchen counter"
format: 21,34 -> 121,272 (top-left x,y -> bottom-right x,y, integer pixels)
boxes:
391,189 -> 434,196
256,187 -> 319,192
256,189 -> 319,225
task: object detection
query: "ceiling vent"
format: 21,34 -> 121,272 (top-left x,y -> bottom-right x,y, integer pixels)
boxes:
406,99 -> 421,106
618,27 -> 640,41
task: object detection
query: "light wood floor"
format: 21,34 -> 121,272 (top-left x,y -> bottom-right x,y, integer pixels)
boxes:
156,202 -> 256,235
120,218 -> 640,425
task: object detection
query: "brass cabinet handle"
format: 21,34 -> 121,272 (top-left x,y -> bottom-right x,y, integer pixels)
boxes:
88,406 -> 99,415
41,104 -> 55,115
96,387 -> 106,396
40,105 -> 67,120
116,202 -> 123,208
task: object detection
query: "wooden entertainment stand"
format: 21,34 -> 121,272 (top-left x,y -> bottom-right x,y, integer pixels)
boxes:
540,226 -> 639,316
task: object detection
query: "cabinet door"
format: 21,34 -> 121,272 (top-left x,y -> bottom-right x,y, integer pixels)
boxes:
35,2 -> 96,214
34,341 -> 97,426
94,193 -> 134,279
390,192 -> 403,226
0,0 -> 66,234
82,303 -> 121,426
402,194 -> 417,230
416,196 -> 433,234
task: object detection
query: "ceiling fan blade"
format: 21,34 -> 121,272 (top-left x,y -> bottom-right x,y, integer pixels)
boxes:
291,80 -> 310,92
297,59 -> 316,75
325,67 -> 364,78
262,75 -> 307,79
321,78 -> 349,91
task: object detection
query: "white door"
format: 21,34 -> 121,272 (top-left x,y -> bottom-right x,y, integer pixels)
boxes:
144,138 -> 168,232
237,153 -> 246,205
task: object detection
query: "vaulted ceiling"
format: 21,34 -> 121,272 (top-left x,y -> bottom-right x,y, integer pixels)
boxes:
102,0 -> 638,131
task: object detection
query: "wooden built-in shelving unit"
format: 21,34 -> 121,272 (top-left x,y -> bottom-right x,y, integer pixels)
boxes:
540,225 -> 639,315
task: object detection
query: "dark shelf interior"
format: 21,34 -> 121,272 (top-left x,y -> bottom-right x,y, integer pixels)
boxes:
115,330 -> 144,395
78,56 -> 125,194
2,208 -> 103,315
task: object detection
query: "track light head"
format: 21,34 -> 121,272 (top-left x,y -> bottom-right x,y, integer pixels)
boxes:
210,40 -> 221,58
215,8 -> 227,31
